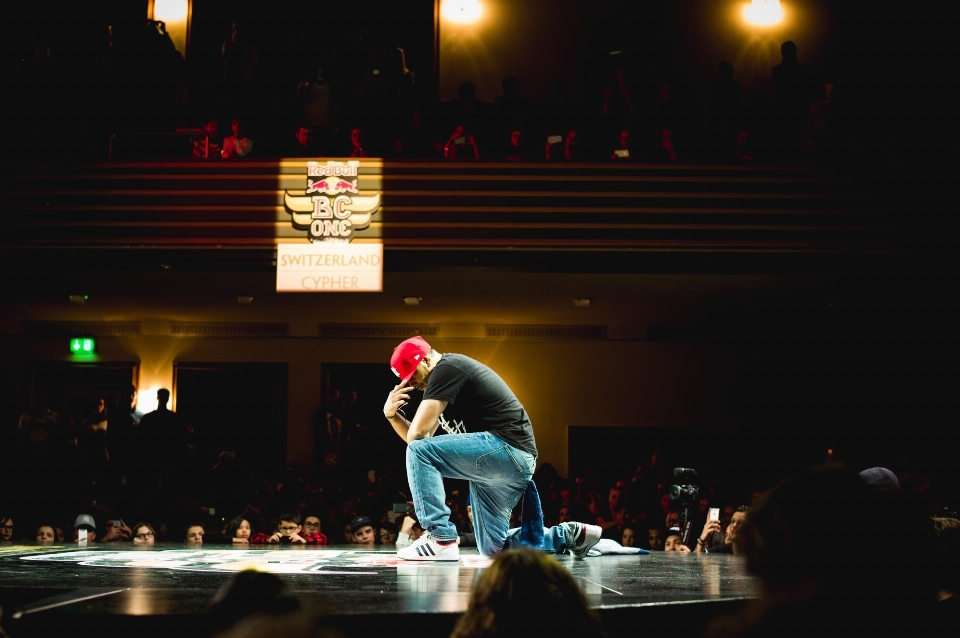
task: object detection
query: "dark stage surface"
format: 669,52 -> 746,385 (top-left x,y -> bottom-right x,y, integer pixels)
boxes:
0,543 -> 757,637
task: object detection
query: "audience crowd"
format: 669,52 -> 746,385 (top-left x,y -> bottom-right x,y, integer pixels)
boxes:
5,381 -> 957,637
7,15 -> 881,168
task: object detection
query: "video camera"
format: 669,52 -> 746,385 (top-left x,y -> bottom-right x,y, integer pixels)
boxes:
669,467 -> 699,505
668,467 -> 699,546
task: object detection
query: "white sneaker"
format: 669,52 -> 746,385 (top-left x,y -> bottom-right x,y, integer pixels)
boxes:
562,522 -> 602,559
397,535 -> 460,561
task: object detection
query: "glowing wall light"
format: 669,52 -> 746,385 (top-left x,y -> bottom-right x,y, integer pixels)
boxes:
743,0 -> 784,27
441,0 -> 484,25
148,0 -> 192,59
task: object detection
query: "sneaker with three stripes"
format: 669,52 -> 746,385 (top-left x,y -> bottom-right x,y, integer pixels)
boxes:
397,534 -> 460,561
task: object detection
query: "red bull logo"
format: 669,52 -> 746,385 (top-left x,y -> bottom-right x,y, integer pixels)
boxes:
284,160 -> 381,244
307,177 -> 359,195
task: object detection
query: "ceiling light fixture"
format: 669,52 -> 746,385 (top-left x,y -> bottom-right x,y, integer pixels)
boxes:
573,298 -> 591,308
403,296 -> 421,306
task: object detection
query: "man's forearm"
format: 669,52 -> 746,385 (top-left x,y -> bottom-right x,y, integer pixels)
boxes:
385,413 -> 412,442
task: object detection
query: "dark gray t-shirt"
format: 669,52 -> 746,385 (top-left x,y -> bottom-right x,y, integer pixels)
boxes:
422,354 -> 537,457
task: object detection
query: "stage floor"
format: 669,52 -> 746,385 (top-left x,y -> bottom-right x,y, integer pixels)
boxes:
0,543 -> 757,637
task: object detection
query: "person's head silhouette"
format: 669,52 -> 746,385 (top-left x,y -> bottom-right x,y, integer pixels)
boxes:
157,388 -> 170,410
780,40 -> 797,61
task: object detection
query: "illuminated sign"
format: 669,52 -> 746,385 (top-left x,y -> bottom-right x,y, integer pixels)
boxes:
70,337 -> 96,354
278,160 -> 383,293
283,160 -> 381,243
276,243 -> 383,292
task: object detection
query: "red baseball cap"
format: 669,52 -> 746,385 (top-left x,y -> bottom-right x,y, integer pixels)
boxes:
390,336 -> 431,384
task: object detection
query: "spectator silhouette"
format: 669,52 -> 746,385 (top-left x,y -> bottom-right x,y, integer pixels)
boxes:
297,64 -> 341,155
137,389 -> 180,498
602,66 -> 638,134
447,81 -> 488,150
705,464 -> 937,638
449,548 -> 605,638
288,123 -> 316,157
192,119 -> 223,159
610,129 -> 635,160
706,61 -> 742,161
348,127 -> 368,158
221,118 -> 253,158
652,83 -> 681,161
771,40 -> 814,163
220,19 -> 258,108
493,76 -> 534,155
540,79 -> 583,146
443,124 -> 480,159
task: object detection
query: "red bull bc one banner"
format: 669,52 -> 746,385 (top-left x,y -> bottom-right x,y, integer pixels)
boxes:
277,160 -> 383,292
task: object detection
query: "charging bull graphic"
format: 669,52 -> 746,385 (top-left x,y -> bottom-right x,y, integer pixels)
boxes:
284,160 -> 381,243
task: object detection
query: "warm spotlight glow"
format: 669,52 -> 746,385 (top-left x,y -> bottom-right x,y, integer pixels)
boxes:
441,0 -> 484,24
152,0 -> 188,22
136,386 -> 162,413
743,0 -> 783,27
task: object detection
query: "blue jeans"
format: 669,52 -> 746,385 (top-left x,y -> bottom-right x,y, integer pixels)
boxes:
406,432 -> 572,557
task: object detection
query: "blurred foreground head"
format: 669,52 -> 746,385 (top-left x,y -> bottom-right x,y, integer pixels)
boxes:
450,548 -> 604,638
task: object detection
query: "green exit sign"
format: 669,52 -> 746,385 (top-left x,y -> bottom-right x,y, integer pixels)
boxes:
70,338 -> 96,354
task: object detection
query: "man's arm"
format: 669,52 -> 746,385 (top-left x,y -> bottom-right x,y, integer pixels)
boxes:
383,384 -> 447,444
406,399 -> 447,443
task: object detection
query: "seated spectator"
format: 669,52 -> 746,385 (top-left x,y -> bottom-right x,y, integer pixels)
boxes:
100,518 -> 133,542
544,132 -> 564,160
250,511 -> 326,545
621,525 -> 637,548
350,515 -> 376,545
378,520 -> 398,546
505,128 -> 526,161
73,514 -> 97,543
610,129 -> 635,160
664,527 -> 691,552
132,522 -> 156,545
221,118 -> 253,158
226,516 -> 253,544
563,129 -> 580,160
645,526 -> 664,551
192,119 -> 222,159
35,524 -> 56,543
348,127 -> 368,158
733,129 -> 753,162
185,523 -> 206,544
0,515 -> 13,542
696,505 -> 747,554
342,522 -> 354,544
301,514 -> 323,539
450,548 -> 605,638
288,123 -> 316,157
659,129 -> 679,161
443,124 -> 480,159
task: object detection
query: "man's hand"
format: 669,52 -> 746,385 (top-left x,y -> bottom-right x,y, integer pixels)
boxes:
288,533 -> 307,544
384,384 -> 412,419
268,532 -> 283,543
676,544 -> 691,553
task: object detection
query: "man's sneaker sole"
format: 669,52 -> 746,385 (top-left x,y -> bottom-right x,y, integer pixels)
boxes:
572,523 -> 602,559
